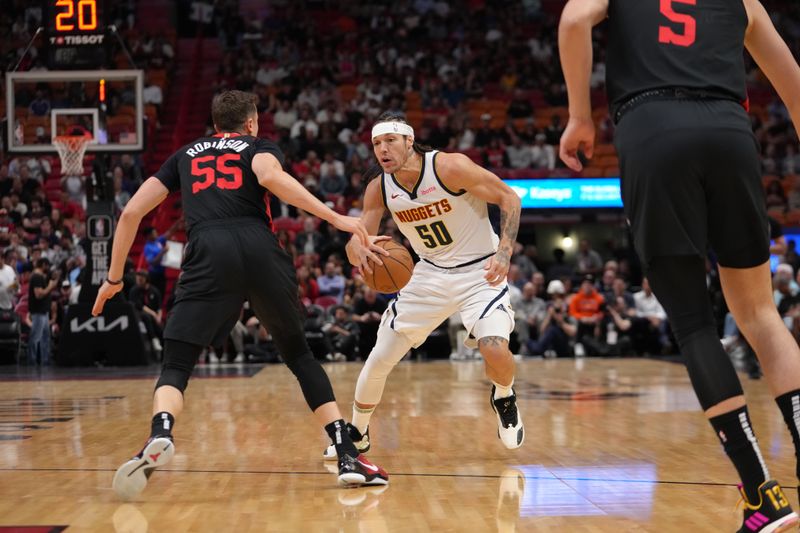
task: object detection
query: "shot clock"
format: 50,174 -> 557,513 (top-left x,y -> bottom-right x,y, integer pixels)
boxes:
45,0 -> 108,69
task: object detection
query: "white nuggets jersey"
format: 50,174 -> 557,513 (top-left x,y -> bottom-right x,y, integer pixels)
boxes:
380,150 -> 499,268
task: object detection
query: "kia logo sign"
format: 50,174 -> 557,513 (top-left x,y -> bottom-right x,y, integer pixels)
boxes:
70,316 -> 129,333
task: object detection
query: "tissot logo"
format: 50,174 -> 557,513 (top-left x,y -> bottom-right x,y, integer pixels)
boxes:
70,316 -> 129,333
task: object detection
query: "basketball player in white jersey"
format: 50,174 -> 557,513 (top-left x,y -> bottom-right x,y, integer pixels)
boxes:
324,112 -> 524,458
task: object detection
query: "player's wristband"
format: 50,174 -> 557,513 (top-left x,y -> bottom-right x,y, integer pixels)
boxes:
106,277 -> 123,286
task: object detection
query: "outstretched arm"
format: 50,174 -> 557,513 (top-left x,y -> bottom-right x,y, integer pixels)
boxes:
558,0 -> 609,171
92,177 -> 169,316
252,152 -> 369,245
435,152 -> 521,286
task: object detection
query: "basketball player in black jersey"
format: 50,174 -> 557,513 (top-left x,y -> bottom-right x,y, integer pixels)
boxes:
560,1 -> 800,531
92,90 -> 389,498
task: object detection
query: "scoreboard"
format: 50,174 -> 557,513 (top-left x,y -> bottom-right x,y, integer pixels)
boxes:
45,0 -> 107,69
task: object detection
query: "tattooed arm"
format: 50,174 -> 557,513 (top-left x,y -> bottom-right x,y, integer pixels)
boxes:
434,152 -> 522,286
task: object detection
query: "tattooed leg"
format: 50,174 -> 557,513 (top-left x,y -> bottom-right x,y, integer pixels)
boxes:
479,335 -> 515,386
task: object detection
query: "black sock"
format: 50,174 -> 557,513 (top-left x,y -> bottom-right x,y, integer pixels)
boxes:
150,412 -> 175,439
775,390 -> 800,483
709,407 -> 768,503
324,419 -> 358,458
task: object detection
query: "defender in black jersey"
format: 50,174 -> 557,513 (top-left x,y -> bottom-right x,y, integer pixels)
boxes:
92,91 -> 389,498
560,1 -> 800,530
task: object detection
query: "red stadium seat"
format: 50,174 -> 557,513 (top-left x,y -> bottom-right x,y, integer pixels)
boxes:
314,296 -> 338,309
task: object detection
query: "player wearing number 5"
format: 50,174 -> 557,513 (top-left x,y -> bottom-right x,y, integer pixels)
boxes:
93,90 -> 389,499
324,112 -> 524,460
560,0 -> 800,530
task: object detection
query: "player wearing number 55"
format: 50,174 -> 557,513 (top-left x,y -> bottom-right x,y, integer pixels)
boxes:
321,112 -> 524,462
91,90 -> 389,500
559,0 -> 800,531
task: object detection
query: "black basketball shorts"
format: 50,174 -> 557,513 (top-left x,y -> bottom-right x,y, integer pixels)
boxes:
163,217 -> 305,347
614,98 -> 769,269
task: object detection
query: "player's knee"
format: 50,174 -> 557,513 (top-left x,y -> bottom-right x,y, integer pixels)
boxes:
272,331 -> 311,368
478,336 -> 511,362
155,339 -> 203,394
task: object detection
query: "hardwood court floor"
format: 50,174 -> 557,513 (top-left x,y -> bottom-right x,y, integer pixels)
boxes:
0,358 -> 797,532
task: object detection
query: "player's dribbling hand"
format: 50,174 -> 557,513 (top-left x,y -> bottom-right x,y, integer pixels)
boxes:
332,214 -> 370,247
92,280 -> 123,316
559,117 -> 595,172
357,235 -> 392,275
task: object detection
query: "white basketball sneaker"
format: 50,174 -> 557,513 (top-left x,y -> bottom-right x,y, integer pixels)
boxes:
112,436 -> 174,500
491,386 -> 524,449
323,423 -> 370,461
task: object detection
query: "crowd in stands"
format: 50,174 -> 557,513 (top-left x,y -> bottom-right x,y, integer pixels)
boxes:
4,0 -> 800,365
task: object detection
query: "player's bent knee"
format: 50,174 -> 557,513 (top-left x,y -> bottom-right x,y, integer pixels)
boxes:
478,337 -> 511,361
155,339 -> 204,394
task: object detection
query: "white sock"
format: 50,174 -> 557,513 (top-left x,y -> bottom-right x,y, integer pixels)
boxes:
492,379 -> 514,400
352,404 -> 374,435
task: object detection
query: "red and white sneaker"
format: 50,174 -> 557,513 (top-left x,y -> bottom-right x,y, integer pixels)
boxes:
337,454 -> 388,487
112,436 -> 174,500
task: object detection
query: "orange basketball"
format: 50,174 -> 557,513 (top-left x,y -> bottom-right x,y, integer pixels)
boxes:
364,240 -> 414,294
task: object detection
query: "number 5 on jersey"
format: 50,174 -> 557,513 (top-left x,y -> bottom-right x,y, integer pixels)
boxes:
191,154 -> 242,194
659,0 -> 696,47
415,221 -> 453,249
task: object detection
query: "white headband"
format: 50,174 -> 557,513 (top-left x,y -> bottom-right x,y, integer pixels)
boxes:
371,121 -> 414,141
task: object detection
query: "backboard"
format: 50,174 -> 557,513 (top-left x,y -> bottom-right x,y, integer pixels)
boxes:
6,69 -> 144,153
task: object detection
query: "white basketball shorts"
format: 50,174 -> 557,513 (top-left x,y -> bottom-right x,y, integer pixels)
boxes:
380,257 -> 514,348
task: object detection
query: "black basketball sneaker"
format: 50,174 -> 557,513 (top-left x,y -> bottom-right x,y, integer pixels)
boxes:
324,423 -> 370,460
112,436 -> 175,500
737,480 -> 799,532
338,454 -> 389,487
491,385 -> 524,449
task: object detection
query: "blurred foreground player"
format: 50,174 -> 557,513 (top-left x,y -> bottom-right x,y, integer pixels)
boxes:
93,90 -> 388,498
560,0 -> 800,530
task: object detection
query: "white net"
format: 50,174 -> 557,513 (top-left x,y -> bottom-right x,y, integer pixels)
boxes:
53,136 -> 90,176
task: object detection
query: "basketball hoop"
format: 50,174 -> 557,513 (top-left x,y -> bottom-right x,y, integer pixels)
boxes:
53,135 -> 91,176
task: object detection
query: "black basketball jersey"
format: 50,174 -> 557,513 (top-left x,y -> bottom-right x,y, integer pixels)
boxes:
606,0 -> 748,114
154,133 -> 282,231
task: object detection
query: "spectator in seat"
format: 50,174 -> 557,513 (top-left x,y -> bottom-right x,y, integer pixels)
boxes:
530,133 -> 555,169
290,106 -> 319,139
765,179 -> 788,213
352,287 -> 387,358
273,99 -> 298,131
526,280 -> 577,357
0,249 -> 18,311
474,114 -> 496,148
515,281 -> 547,352
545,114 -> 565,145
575,239 -> 604,277
297,265 -> 320,307
28,90 -> 51,117
546,248 -> 574,282
143,74 -> 163,111
323,305 -> 359,361
319,153 -> 347,196
507,89 -> 533,119
129,270 -> 163,355
632,277 -> 670,354
317,261 -> 346,303
484,138 -> 507,168
569,275 -> 606,352
295,217 -> 323,256
143,223 -> 178,298
505,136 -> 533,169
113,167 -> 131,213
